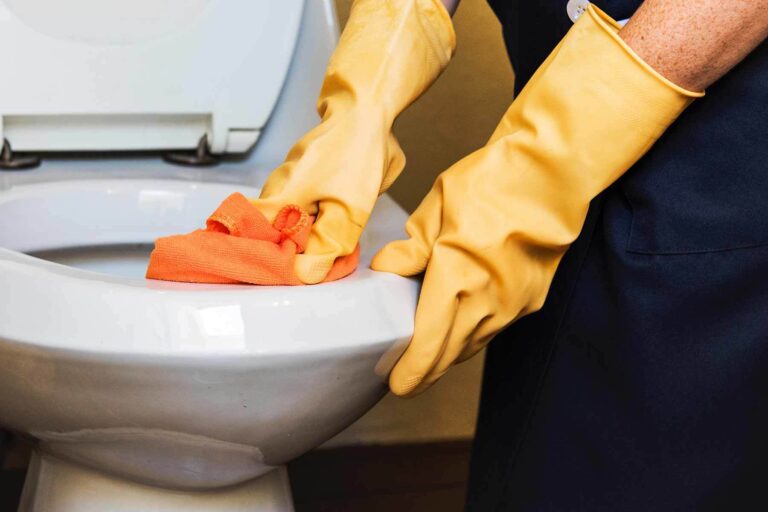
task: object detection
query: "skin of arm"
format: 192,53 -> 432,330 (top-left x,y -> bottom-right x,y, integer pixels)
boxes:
441,0 -> 767,90
620,0 -> 768,91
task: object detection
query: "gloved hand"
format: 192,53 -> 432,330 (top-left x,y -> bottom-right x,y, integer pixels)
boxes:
251,0 -> 455,284
372,4 -> 704,396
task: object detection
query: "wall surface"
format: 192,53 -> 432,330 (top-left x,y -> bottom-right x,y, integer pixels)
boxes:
326,0 -> 515,446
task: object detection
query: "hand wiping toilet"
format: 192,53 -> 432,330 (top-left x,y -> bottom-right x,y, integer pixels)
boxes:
146,192 -> 359,285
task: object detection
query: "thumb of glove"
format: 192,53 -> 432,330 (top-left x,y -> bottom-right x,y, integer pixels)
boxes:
371,236 -> 431,276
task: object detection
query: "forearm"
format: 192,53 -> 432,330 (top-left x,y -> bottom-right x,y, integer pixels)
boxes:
620,0 -> 768,91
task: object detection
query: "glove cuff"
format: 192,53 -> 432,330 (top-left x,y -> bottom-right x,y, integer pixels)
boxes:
588,5 -> 704,98
320,0 -> 457,122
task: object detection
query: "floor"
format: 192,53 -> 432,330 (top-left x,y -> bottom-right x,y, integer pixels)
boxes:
289,442 -> 472,511
0,436 -> 472,511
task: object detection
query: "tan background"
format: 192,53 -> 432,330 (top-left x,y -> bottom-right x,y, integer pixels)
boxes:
326,0 -> 516,446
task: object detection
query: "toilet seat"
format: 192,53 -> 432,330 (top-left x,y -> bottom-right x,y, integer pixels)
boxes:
0,179 -> 418,357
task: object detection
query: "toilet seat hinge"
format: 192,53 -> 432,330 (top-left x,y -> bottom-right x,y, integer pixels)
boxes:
163,134 -> 220,167
0,139 -> 41,171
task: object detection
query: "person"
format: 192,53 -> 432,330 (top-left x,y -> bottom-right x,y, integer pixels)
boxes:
250,0 -> 768,509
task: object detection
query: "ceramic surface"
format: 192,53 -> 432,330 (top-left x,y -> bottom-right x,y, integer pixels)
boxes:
0,179 -> 419,489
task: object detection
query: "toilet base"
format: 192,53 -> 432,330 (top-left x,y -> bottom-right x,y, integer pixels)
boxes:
18,451 -> 295,512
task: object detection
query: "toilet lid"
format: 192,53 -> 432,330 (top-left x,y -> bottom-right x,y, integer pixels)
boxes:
0,0 -> 305,154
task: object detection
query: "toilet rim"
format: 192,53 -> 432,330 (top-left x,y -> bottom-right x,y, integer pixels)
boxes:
0,179 -> 419,358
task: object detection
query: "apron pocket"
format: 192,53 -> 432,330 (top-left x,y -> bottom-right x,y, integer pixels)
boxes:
622,168 -> 768,255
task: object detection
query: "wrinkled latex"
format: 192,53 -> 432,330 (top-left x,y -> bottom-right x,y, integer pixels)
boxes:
372,5 -> 704,396
251,0 -> 455,284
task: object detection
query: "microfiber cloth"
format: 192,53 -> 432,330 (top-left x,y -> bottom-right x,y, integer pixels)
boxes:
146,192 -> 359,285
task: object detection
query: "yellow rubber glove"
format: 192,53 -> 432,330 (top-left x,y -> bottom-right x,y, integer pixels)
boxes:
372,4 -> 704,396
251,0 -> 455,284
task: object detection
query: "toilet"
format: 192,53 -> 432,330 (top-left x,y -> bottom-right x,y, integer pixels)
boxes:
0,1 -> 419,511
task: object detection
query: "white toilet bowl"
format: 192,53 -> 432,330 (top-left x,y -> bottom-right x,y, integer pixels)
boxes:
0,179 -> 419,511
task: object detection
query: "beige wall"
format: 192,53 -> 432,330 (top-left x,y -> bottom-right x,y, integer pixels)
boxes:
326,0 -> 515,447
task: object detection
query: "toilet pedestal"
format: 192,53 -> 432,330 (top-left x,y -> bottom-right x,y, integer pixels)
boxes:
18,451 -> 295,512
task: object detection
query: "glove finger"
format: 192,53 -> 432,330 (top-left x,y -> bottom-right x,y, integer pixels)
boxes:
371,181 -> 446,276
456,329 -> 497,363
294,200 -> 366,284
388,256 -> 458,396
403,242 -> 510,394
252,156 -> 325,220
371,237 -> 430,276
407,300 -> 490,395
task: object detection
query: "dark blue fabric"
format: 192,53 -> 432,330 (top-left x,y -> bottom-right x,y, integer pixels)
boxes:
468,1 -> 768,510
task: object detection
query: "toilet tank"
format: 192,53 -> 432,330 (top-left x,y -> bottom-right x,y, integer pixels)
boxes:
0,0 -> 332,156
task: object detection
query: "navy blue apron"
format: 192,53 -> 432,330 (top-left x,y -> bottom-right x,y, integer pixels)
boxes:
467,1 -> 768,510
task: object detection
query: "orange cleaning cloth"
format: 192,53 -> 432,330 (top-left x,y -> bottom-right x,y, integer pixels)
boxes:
146,193 -> 359,285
